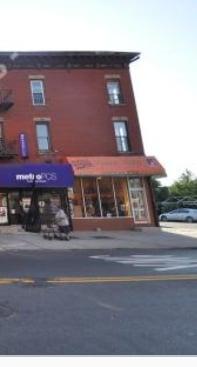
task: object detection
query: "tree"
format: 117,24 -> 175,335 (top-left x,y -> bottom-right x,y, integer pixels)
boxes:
169,170 -> 197,197
151,177 -> 169,202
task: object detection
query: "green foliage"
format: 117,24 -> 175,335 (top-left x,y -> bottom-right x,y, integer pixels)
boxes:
151,177 -> 169,202
151,171 -> 197,215
169,169 -> 197,197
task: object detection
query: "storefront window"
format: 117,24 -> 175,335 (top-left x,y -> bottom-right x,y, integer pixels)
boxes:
8,191 -> 32,225
83,178 -> 101,217
73,178 -> 85,217
128,178 -> 149,222
72,176 -> 134,219
0,193 -> 8,224
113,178 -> 131,217
98,177 -> 116,217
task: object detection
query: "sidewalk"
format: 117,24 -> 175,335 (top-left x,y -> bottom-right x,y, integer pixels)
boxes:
0,224 -> 197,251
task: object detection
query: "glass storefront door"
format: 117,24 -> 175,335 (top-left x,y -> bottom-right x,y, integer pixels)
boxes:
128,178 -> 149,223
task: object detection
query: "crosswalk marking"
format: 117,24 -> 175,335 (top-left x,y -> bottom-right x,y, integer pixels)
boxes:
90,254 -> 197,272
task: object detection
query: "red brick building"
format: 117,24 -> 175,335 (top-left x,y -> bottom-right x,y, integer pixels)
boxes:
0,51 -> 165,230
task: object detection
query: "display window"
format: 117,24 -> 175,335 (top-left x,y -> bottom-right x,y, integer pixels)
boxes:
73,178 -> 85,217
113,178 -> 131,217
83,178 -> 101,217
98,177 -> 116,217
72,176 -> 133,219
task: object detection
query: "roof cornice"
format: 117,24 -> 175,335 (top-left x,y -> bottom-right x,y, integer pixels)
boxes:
0,51 -> 140,69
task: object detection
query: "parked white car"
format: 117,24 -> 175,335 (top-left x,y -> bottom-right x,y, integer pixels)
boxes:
159,208 -> 197,223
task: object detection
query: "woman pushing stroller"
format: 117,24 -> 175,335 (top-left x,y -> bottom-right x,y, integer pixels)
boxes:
55,205 -> 71,241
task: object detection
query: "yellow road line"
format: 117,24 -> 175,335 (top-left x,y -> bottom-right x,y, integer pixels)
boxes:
0,274 -> 197,285
47,274 -> 197,284
0,278 -> 34,285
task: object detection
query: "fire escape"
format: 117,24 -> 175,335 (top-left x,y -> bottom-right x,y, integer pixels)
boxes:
0,89 -> 16,159
0,89 -> 14,112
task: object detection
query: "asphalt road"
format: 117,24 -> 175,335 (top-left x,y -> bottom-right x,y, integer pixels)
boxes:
1,248 -> 197,355
1,247 -> 197,278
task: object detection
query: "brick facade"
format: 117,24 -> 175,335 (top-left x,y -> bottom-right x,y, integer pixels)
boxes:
0,51 -> 165,230
1,67 -> 144,161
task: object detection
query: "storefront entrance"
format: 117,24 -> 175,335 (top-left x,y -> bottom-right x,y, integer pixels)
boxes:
7,190 -> 64,225
0,162 -> 74,227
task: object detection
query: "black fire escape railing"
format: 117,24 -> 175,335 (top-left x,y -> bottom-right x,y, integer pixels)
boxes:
0,137 -> 17,158
0,89 -> 14,112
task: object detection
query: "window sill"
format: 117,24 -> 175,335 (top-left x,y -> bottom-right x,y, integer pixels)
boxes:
116,151 -> 132,155
32,103 -> 46,107
37,150 -> 54,155
108,102 -> 126,106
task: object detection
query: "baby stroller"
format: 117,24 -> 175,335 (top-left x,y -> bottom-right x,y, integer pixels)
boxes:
42,224 -> 55,240
42,224 -> 70,241
54,224 -> 70,241
42,204 -> 71,241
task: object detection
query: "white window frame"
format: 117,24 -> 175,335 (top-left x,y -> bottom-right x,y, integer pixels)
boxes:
128,177 -> 150,223
106,80 -> 122,105
113,121 -> 130,152
36,122 -> 50,152
30,80 -> 45,106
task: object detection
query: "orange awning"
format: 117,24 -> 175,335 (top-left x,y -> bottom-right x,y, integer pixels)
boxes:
65,156 -> 166,177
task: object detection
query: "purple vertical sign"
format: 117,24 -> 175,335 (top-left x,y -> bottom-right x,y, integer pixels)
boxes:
19,133 -> 28,158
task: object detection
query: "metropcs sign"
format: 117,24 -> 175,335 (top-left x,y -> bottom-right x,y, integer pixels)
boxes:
16,172 -> 57,184
0,163 -> 74,188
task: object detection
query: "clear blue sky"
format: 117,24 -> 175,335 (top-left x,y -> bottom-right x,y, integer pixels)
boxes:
1,0 -> 196,185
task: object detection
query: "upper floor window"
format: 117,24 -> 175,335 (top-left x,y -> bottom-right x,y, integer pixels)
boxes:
30,80 -> 45,105
36,122 -> 50,152
114,121 -> 130,152
106,80 -> 124,105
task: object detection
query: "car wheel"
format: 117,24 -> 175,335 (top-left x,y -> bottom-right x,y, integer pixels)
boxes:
160,215 -> 167,222
186,216 -> 193,223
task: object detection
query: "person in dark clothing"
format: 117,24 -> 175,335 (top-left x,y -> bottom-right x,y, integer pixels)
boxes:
25,203 -> 41,232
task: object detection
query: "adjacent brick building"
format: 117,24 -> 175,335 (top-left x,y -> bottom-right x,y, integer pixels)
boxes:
0,51 -> 165,230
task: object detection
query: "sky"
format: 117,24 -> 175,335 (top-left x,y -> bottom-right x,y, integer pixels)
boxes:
0,0 -> 196,186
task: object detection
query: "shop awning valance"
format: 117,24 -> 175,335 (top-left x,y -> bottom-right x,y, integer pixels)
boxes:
0,163 -> 74,188
66,156 -> 166,177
